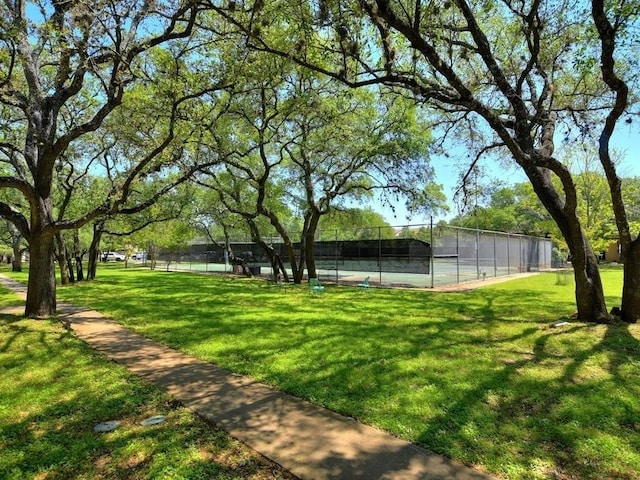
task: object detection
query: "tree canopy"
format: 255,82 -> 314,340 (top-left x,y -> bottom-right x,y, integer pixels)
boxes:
215,0 -> 639,322
0,1 -> 231,315
1,0 -> 639,322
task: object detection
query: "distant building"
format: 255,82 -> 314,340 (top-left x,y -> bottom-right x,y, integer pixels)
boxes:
605,241 -> 621,262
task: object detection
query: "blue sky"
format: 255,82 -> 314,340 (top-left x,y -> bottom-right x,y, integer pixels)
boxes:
610,122 -> 640,179
379,121 -> 640,226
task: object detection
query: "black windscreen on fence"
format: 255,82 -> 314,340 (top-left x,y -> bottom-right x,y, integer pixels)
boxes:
315,239 -> 431,274
179,238 -> 431,275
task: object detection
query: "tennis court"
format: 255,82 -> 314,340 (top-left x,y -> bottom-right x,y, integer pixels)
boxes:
154,224 -> 553,288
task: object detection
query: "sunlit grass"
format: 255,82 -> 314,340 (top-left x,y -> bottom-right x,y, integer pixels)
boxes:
0,283 -> 294,480
5,264 -> 640,479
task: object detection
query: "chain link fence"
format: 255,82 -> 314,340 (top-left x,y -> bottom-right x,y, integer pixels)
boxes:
154,221 -> 554,288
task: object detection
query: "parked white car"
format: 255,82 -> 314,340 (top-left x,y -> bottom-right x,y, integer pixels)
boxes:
103,251 -> 125,261
134,251 -> 147,261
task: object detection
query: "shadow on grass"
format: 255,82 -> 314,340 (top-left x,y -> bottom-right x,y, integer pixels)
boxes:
413,321 -> 640,479
19,268 -> 640,478
0,312 -> 295,480
0,315 -> 27,353
2,385 -> 285,480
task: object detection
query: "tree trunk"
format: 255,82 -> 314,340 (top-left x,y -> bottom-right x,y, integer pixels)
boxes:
571,247 -> 608,322
9,230 -> 23,272
590,0 -> 636,323
274,229 -> 302,283
148,243 -> 159,270
554,211 -> 608,322
303,211 -> 321,281
284,240 -> 303,284
73,230 -> 84,281
260,243 -> 287,280
247,220 -> 288,282
262,211 -> 303,283
620,242 -> 640,323
87,221 -> 104,280
24,190 -> 59,318
304,229 -> 318,280
274,253 -> 289,283
86,244 -> 100,280
551,226 -> 609,323
292,243 -> 306,284
25,231 -> 56,318
67,254 -> 75,283
11,254 -> 22,272
523,163 -> 609,323
55,233 -> 71,285
75,255 -> 85,281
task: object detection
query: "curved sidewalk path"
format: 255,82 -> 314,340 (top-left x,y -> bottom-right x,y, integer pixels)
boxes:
0,275 -> 498,480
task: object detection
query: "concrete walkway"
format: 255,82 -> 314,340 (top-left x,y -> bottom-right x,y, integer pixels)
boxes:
0,275 -> 498,480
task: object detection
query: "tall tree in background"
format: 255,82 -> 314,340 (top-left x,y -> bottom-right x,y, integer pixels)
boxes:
192,54 -> 303,281
451,181 -> 560,237
283,76 -> 435,280
221,0 -> 639,322
0,221 -> 27,271
193,43 -> 437,282
592,0 -> 640,322
319,208 -> 395,240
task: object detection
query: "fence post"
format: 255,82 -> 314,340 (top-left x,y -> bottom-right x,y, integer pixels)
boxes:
476,226 -> 480,279
456,227 -> 460,284
520,236 -> 523,272
494,232 -> 497,277
378,226 -> 382,285
335,229 -> 339,283
430,216 -> 434,288
507,233 -> 511,275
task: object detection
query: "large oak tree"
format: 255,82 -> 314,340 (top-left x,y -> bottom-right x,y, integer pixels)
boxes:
216,0 -> 639,322
194,48 -> 436,283
0,0 -> 225,317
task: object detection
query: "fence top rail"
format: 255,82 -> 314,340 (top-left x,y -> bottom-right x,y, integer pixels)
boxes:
316,223 -> 550,241
177,222 -> 552,250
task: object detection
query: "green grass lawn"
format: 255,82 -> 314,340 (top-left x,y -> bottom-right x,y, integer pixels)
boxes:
5,265 -> 640,479
0,284 -> 295,480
